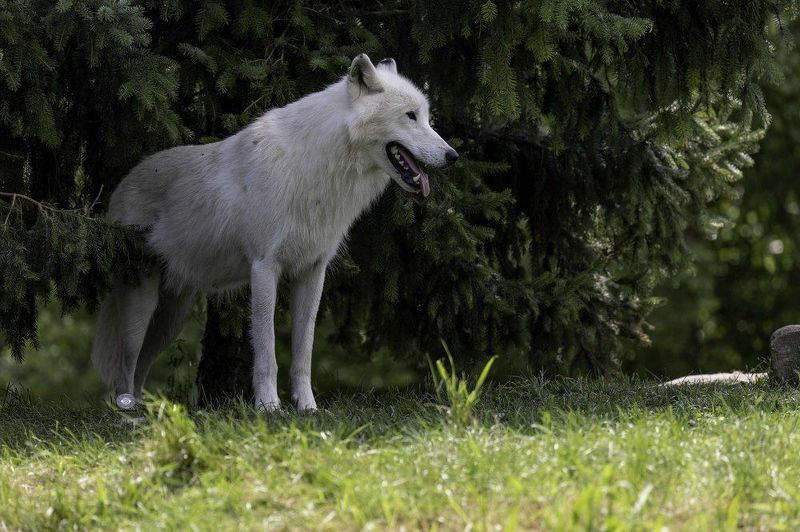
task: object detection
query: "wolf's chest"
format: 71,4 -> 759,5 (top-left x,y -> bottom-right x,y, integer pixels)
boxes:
275,172 -> 388,270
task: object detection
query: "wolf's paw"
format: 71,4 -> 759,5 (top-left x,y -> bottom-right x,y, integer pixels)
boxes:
254,397 -> 281,412
292,392 -> 317,413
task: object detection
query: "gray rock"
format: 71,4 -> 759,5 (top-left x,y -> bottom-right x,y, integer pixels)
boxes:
663,371 -> 767,386
770,325 -> 800,384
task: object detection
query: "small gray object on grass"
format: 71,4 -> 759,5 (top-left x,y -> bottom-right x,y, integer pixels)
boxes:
770,324 -> 800,384
115,393 -> 137,411
115,393 -> 146,424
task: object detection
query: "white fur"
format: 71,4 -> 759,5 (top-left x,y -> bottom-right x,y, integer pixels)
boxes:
91,54 -> 455,410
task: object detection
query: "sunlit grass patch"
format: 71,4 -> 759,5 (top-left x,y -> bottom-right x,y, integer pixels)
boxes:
2,378 -> 800,529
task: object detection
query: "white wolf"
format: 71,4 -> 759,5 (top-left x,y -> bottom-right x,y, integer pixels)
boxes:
91,54 -> 458,410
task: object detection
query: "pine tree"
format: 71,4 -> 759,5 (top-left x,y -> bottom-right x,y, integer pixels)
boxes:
633,18 -> 800,376
1,1 -> 796,398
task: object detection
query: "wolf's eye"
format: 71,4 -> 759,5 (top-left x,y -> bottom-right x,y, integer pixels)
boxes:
406,111 -> 417,121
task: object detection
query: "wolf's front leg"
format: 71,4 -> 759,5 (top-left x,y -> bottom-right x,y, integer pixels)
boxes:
290,261 -> 327,411
250,260 -> 281,410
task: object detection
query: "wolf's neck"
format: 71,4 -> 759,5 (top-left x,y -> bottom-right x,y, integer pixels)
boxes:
245,84 -> 389,232
252,83 -> 372,180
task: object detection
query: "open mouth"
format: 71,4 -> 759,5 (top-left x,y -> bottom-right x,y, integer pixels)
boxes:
385,142 -> 430,197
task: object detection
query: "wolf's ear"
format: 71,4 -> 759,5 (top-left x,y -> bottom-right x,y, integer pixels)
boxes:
376,58 -> 398,74
348,53 -> 384,99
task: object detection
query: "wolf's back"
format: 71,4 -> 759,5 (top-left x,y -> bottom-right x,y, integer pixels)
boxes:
108,144 -> 208,228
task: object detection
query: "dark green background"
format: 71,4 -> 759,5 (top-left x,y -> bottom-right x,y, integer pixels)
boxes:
1,1 -> 798,401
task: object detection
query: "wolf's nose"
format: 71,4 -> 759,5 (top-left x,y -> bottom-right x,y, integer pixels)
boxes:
445,149 -> 459,163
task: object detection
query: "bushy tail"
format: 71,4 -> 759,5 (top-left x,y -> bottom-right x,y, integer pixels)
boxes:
91,288 -> 125,388
91,275 -> 161,392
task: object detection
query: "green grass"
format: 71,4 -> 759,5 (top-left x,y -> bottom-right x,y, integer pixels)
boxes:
3,377 -> 800,530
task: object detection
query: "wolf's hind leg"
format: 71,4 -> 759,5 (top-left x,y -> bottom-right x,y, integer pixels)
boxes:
133,289 -> 196,398
92,274 -> 160,396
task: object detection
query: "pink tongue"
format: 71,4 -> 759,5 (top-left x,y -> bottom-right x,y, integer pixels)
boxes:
398,146 -> 430,197
420,173 -> 430,197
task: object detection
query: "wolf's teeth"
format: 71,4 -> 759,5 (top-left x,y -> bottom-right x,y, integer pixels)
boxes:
391,146 -> 399,154
412,174 -> 420,183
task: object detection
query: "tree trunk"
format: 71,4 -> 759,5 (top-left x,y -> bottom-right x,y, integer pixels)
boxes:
196,299 -> 253,407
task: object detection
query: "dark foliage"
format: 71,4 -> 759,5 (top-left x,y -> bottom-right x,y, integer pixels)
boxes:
0,1 -> 795,382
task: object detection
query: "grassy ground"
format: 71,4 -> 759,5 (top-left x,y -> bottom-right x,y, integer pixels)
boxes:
3,377 -> 800,530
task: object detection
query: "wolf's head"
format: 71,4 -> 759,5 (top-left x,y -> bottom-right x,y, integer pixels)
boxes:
345,54 -> 458,197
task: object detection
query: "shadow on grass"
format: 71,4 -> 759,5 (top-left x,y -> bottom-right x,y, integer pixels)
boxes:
2,376 -> 799,453
0,385 -> 140,450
